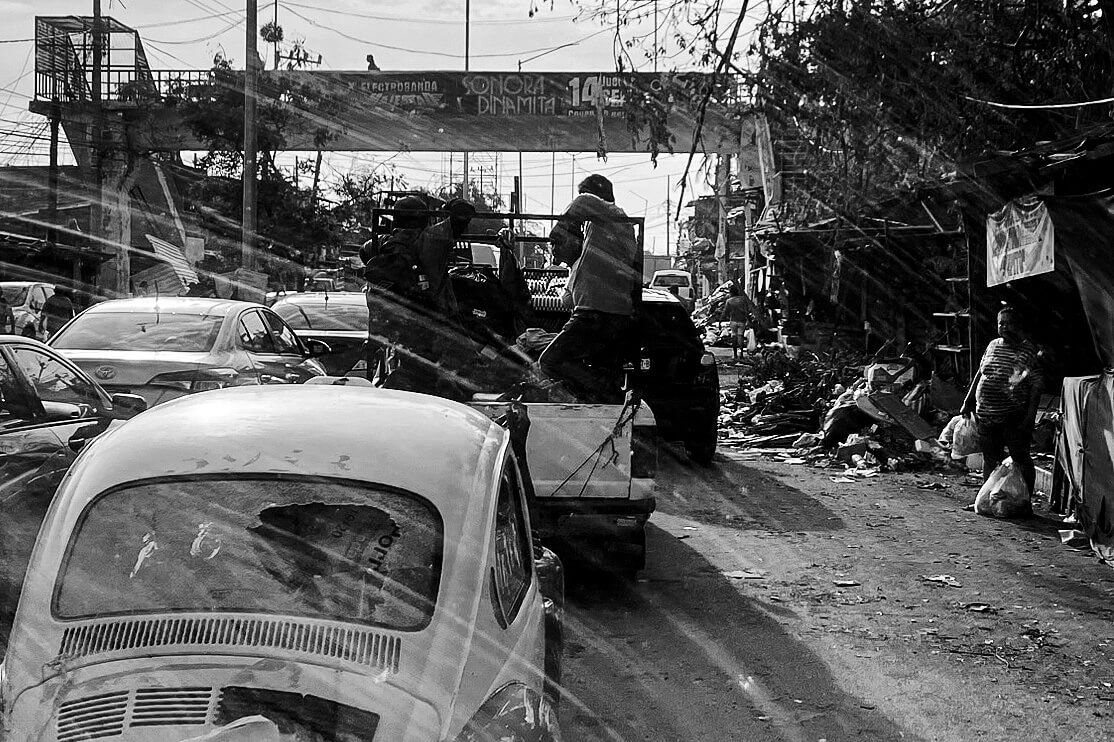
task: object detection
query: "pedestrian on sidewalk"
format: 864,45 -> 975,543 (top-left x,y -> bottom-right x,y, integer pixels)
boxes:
961,305 -> 1042,497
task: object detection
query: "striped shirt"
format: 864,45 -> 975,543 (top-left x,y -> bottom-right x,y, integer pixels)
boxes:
975,338 -> 1042,421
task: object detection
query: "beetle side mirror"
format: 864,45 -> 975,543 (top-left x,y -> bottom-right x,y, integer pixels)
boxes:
303,338 -> 332,357
110,393 -> 148,419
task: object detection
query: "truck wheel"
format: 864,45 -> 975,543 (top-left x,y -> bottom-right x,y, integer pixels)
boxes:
618,526 -> 646,578
686,425 -> 718,466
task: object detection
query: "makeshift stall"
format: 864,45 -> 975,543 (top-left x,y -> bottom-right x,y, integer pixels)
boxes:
1040,193 -> 1114,565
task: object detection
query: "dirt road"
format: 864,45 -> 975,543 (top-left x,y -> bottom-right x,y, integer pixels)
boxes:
560,448 -> 1114,741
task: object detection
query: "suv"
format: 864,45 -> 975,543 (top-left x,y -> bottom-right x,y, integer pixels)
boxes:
0,282 -> 54,339
634,288 -> 720,465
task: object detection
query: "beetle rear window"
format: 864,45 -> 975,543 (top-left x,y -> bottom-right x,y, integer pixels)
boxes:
53,476 -> 444,631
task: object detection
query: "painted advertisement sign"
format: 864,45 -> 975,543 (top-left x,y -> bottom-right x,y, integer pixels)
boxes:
986,198 -> 1055,287
262,70 -> 737,153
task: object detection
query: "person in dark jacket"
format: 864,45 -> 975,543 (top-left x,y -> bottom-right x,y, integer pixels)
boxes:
40,287 -> 75,340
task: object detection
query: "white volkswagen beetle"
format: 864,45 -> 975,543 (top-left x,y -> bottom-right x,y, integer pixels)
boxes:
0,385 -> 561,741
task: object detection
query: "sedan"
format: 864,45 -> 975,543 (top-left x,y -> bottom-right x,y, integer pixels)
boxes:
0,335 -> 146,645
1,385 -> 562,741
48,297 -> 329,407
271,291 -> 369,376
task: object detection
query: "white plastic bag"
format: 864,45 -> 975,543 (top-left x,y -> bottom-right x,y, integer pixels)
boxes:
974,458 -> 1031,518
951,415 -> 980,458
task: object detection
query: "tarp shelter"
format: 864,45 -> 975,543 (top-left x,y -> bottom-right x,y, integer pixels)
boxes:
1041,193 -> 1114,565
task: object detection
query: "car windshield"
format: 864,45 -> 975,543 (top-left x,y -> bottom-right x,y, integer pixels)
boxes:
51,311 -> 224,352
652,275 -> 690,288
274,301 -> 369,332
54,477 -> 443,631
0,284 -> 29,305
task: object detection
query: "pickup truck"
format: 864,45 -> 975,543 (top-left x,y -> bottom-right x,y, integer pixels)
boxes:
363,205 -> 660,573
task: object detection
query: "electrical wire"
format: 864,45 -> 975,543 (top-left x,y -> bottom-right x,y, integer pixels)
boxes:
282,5 -> 614,61
281,0 -> 579,25
962,93 -> 1114,110
147,15 -> 244,45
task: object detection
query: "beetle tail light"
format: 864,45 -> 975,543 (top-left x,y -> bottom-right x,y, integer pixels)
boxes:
455,684 -> 558,742
700,352 -> 717,367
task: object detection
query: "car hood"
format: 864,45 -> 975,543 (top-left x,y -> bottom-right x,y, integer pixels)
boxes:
55,349 -> 225,385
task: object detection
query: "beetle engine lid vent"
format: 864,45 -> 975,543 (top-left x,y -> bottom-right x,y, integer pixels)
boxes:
56,691 -> 128,741
57,615 -> 402,673
131,686 -> 214,727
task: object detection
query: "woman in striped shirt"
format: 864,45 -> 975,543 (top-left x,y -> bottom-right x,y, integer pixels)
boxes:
961,306 -> 1042,503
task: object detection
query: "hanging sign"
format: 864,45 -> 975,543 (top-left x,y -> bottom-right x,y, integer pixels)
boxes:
986,198 -> 1055,287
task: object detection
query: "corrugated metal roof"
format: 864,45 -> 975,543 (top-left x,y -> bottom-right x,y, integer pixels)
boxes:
145,234 -> 198,287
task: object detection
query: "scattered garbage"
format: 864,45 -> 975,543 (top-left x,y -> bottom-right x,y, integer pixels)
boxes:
833,579 -> 862,587
974,458 -> 1032,519
722,569 -> 766,580
963,602 -> 995,613
1059,529 -> 1090,548
921,574 -> 963,588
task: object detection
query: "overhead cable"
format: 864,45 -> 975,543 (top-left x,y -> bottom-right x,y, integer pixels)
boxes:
963,94 -> 1114,110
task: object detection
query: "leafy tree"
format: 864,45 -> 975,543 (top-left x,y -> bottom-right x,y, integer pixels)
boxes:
568,0 -> 1114,222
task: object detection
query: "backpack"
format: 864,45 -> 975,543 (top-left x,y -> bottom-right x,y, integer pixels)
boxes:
362,231 -> 430,303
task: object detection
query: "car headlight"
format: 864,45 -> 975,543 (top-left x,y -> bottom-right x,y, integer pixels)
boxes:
455,683 -> 558,742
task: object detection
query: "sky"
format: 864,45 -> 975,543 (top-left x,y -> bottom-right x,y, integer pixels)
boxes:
0,0 -> 760,255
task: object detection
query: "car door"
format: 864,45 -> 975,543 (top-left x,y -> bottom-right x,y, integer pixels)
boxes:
260,308 -> 323,383
0,344 -> 104,637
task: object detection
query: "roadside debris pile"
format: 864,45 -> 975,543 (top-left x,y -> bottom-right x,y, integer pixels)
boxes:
719,348 -> 990,476
719,346 -> 862,449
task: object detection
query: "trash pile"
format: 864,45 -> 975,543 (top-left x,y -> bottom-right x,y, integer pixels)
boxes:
719,346 -> 988,477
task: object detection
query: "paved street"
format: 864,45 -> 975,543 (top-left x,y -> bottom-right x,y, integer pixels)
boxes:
560,448 -> 1114,741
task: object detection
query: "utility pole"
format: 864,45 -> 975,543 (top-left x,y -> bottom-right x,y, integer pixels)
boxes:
550,152 -> 556,213
461,0 -> 470,199
272,0 -> 280,68
665,174 -> 671,257
242,0 -> 259,270
48,99 -> 60,245
571,154 -> 576,197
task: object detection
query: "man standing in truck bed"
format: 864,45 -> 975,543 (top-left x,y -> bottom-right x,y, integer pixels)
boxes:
540,174 -> 639,402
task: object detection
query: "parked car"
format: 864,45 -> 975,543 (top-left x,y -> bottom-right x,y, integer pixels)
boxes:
0,281 -> 54,339
0,385 -> 562,741
0,335 -> 146,641
635,288 -> 720,465
271,292 -> 369,376
48,297 -> 329,407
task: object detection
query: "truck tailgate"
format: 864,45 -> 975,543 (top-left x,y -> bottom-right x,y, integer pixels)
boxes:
470,400 -> 657,501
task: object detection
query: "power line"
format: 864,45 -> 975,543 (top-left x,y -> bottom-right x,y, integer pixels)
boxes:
963,93 -> 1114,110
282,6 -> 613,61
147,15 -> 245,45
280,0 -> 579,26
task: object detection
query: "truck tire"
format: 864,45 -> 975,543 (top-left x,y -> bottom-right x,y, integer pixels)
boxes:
618,525 -> 646,578
686,423 -> 718,466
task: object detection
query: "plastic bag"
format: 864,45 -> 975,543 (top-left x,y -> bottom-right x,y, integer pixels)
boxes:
974,458 -> 1031,518
951,415 -> 980,458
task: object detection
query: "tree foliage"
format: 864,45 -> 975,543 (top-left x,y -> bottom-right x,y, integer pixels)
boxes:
571,0 -> 1114,221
